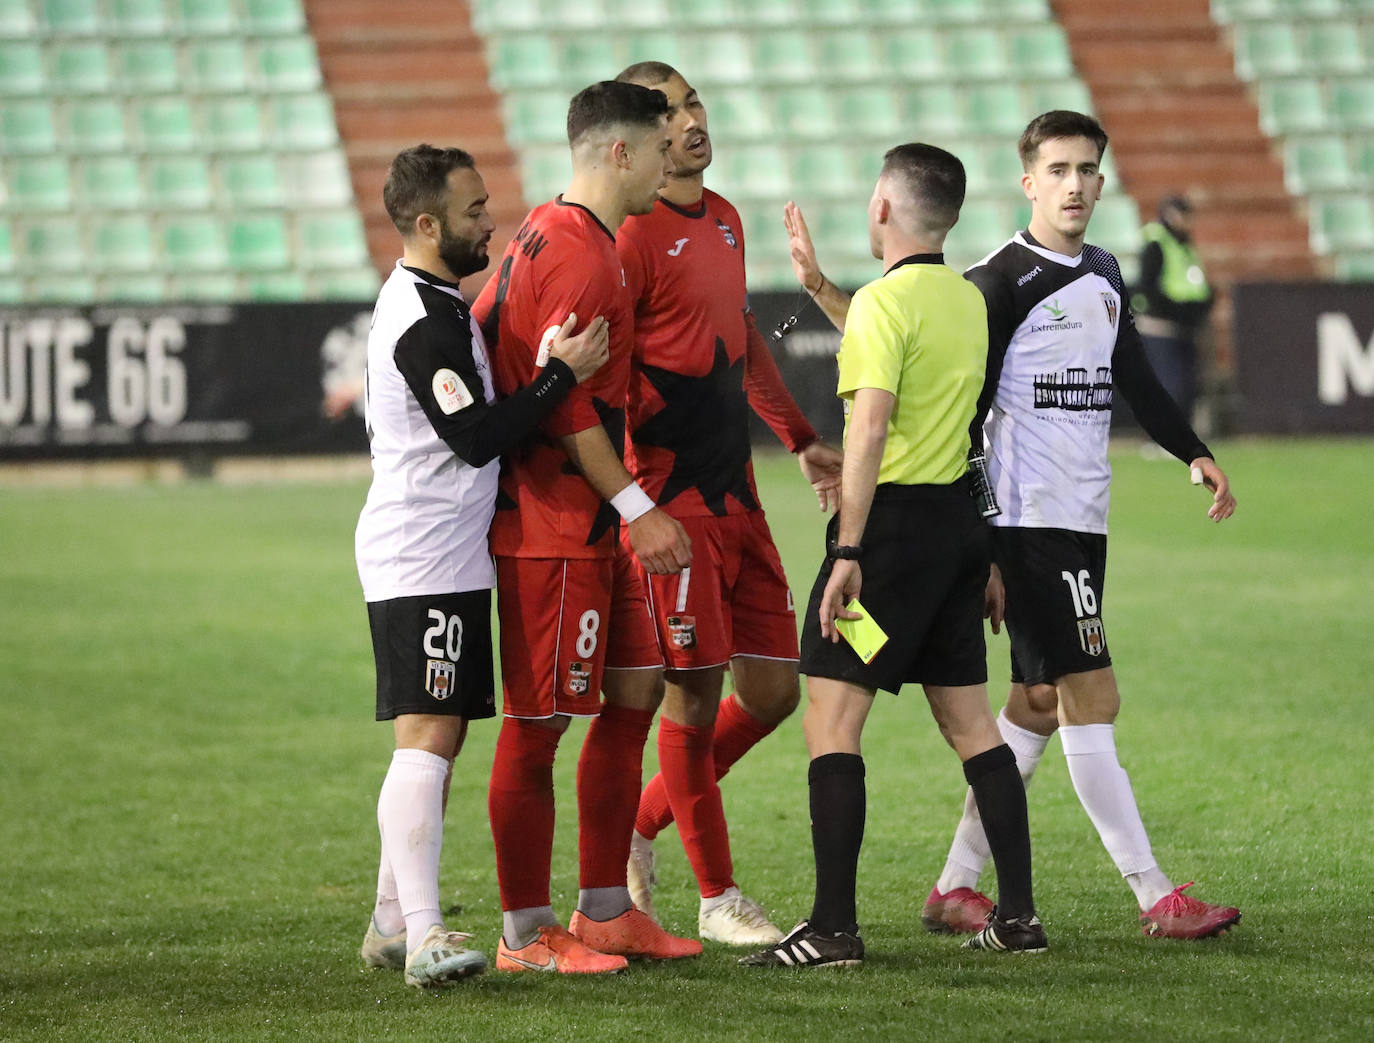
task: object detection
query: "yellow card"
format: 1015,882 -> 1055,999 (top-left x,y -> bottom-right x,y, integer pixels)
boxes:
834,598 -> 889,665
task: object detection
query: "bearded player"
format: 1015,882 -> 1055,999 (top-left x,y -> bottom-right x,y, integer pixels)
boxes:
613,62 -> 844,946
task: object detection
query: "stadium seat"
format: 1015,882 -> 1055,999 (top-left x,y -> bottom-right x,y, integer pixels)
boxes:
519,146 -> 570,204
310,267 -> 381,300
734,202 -> 790,259
244,271 -> 308,300
487,36 -> 560,90
919,0 -> 988,24
1007,26 -> 1075,79
49,40 -> 111,94
230,215 -> 292,270
814,30 -> 877,84
1283,136 -> 1352,194
788,144 -> 857,199
99,273 -> 166,302
219,154 -> 283,208
92,215 -> 155,272
1232,21 -> 1302,78
0,0 -> 35,37
24,216 -> 84,272
297,210 -> 370,269
740,0 -> 799,26
147,156 -> 214,209
1351,137 -> 1374,187
286,151 -> 355,207
469,0 -> 541,32
244,0 -> 306,34
133,97 -> 197,152
1331,80 -> 1374,132
502,90 -> 567,145
7,156 -> 71,212
162,215 -> 229,271
0,41 -> 44,95
774,87 -> 838,141
601,0 -> 672,30
62,97 -> 125,152
173,0 -> 236,36
988,0 -> 1051,19
1258,79 -> 1328,134
267,94 -> 339,149
558,36 -> 621,87
834,86 -> 901,138
1311,195 -> 1374,252
714,145 -> 790,199
671,0 -> 740,28
39,0 -> 101,35
116,41 -> 180,94
202,97 -> 266,151
29,274 -> 96,302
678,32 -> 753,85
752,30 -> 818,85
77,155 -> 143,210
964,83 -> 1029,136
1303,21 -> 1364,74
622,30 -> 682,69
256,37 -> 322,93
1023,80 -> 1094,120
107,0 -> 167,35
706,87 -> 770,142
167,272 -> 238,301
875,28 -> 944,81
1,99 -> 57,153
945,28 -> 1007,81
900,84 -> 966,138
1088,196 -> 1143,254
556,0 -> 608,30
804,0 -> 863,27
1335,252 -> 1374,280
186,39 -> 251,94
810,201 -> 870,252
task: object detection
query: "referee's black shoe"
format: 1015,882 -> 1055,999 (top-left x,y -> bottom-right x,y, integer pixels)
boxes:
738,921 -> 864,968
961,908 -> 1049,954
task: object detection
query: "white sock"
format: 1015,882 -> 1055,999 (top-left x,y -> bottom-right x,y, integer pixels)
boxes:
372,849 -> 404,937
700,885 -> 741,914
1060,724 -> 1170,909
937,710 -> 1051,894
377,747 -> 450,952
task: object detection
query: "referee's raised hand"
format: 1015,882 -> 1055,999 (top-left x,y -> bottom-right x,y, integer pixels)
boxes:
819,560 -> 864,642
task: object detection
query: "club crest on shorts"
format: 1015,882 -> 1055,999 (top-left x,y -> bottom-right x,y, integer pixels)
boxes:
1077,616 -> 1106,656
425,658 -> 456,700
667,614 -> 697,650
565,660 -> 591,696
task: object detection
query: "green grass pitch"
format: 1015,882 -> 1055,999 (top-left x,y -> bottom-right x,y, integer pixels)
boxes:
1,438 -> 1371,1041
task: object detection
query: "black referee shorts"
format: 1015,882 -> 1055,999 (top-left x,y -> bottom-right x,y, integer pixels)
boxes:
367,590 -> 497,721
800,481 -> 989,695
990,526 -> 1112,687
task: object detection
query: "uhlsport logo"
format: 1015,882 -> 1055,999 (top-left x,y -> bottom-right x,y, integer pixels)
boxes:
1017,265 -> 1043,287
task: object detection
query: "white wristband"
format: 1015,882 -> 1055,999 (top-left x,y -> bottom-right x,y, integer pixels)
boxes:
610,482 -> 656,522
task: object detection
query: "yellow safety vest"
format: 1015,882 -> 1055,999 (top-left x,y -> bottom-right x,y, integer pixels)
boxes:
1140,222 -> 1209,303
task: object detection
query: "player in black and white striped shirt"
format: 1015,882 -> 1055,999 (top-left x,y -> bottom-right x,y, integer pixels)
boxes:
355,145 -> 607,987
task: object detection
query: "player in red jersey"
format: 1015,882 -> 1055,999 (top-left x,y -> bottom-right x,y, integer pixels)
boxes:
613,62 -> 844,945
472,81 -> 700,974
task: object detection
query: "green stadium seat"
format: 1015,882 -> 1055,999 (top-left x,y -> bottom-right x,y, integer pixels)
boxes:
752,30 -> 816,85
186,39 -> 250,94
735,203 -> 790,260
244,271 -> 308,301
2,100 -> 57,153
919,0 -> 988,24
945,28 -> 1007,80
173,0 -> 236,35
133,97 -> 197,152
162,215 -> 229,271
1331,79 -> 1374,131
108,0 -> 168,35
8,156 -> 71,212
859,0 -> 921,23
815,30 -> 877,84
671,0 -> 740,28
297,210 -> 369,269
49,41 -> 111,93
202,97 -> 265,151
286,151 -> 354,207
1007,26 -> 1075,79
310,267 -> 381,300
876,28 -> 944,81
0,277 -> 22,304
1303,21 -> 1364,74
0,0 -> 35,37
558,36 -> 620,86
93,215 -> 155,271
705,87 -> 770,141
556,0 -> 608,31
167,272 -> 238,301
987,0 -> 1051,20
0,224 -> 11,273
789,144 -> 858,199
713,144 -> 789,199
834,86 -> 901,138
30,274 -> 95,302
116,41 -> 180,94
1283,136 -> 1352,193
1311,195 -> 1374,252
1232,21 -> 1302,78
678,32 -> 753,85
1023,80 -> 1094,119
1351,137 -> 1374,186
519,147 -> 570,205
24,216 -> 84,272
900,84 -> 965,138
0,41 -> 44,94
488,36 -> 560,90
809,201 -> 871,258
147,156 -> 214,209
78,155 -> 144,210
40,0 -> 101,34
1088,197 -> 1142,254
965,83 -> 1028,136
774,87 -> 838,141
1257,79 -> 1328,134
601,0 -> 672,30
1336,252 -> 1374,281
622,30 -> 682,68
230,215 -> 292,270
944,199 -> 1010,265
256,37 -> 322,92
1270,0 -> 1343,17
219,154 -> 283,208
267,94 -> 339,149
469,0 -> 541,32
803,0 -> 863,26
739,0 -> 798,26
99,273 -> 166,302
244,0 -> 306,34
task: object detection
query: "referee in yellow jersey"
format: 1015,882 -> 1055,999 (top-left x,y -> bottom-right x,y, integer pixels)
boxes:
743,144 -> 1045,968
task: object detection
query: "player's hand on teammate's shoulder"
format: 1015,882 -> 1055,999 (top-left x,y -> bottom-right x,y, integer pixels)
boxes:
783,201 -> 823,294
798,440 -> 843,513
547,311 -> 610,384
1189,457 -> 1236,523
628,508 -> 692,575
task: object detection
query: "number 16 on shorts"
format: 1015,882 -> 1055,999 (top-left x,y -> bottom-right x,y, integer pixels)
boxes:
1061,568 -> 1106,657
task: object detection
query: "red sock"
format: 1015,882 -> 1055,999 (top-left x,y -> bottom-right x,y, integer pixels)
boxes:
577,703 -> 654,890
635,693 -> 778,839
488,718 -> 561,911
658,718 -> 734,898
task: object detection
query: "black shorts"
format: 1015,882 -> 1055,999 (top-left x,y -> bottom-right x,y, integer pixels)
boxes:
800,481 -> 989,695
990,526 -> 1111,686
367,590 -> 496,721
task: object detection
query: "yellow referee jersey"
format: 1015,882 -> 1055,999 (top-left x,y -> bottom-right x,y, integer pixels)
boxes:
835,254 -> 988,486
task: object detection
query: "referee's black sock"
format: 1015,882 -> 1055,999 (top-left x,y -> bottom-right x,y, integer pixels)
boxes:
807,752 -> 865,935
963,743 -> 1035,921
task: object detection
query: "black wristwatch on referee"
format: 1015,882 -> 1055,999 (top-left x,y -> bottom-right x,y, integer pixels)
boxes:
826,541 -> 863,561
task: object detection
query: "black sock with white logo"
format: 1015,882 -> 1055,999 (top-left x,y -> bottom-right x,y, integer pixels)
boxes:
963,743 -> 1035,921
807,753 -> 865,935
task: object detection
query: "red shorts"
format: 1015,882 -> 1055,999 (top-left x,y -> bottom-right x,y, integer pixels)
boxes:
626,510 -> 800,671
495,548 -> 663,719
